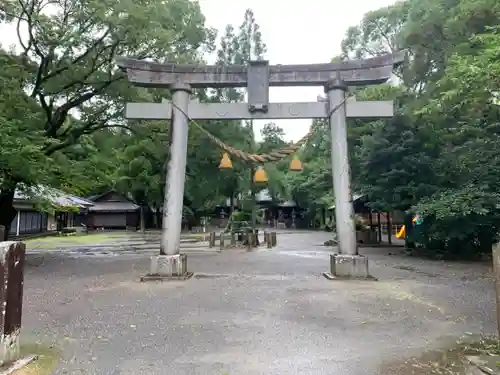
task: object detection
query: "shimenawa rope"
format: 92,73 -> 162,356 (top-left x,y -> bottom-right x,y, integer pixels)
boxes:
169,93 -> 352,163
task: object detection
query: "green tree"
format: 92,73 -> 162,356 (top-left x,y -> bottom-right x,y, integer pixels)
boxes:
0,50 -> 54,226
338,0 -> 500,256
257,123 -> 289,201
410,26 -> 500,257
114,122 -> 166,229
209,9 -> 267,217
110,9 -> 268,226
0,0 -> 215,237
284,118 -> 333,228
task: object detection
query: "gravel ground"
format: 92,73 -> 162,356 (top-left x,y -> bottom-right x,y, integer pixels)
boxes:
20,231 -> 496,375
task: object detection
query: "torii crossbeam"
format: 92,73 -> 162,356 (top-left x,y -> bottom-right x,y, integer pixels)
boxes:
117,51 -> 406,281
126,98 -> 395,120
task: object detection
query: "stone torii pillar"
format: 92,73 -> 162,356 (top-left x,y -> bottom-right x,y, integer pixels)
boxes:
326,79 -> 357,264
117,52 -> 405,280
163,84 -> 191,257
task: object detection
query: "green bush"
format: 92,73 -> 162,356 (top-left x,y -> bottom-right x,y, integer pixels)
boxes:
61,227 -> 77,234
412,186 -> 500,259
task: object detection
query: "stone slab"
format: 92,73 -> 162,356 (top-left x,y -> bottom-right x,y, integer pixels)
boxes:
323,254 -> 377,281
140,272 -> 194,282
247,60 -> 269,113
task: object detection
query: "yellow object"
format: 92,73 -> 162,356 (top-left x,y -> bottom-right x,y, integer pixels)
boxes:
253,166 -> 268,183
396,225 -> 406,239
412,216 -> 417,223
219,152 -> 233,169
289,156 -> 303,172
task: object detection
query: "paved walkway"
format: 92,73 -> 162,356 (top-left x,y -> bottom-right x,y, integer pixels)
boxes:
21,231 -> 495,374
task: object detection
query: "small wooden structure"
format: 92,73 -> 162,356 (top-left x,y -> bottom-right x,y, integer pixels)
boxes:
256,189 -> 306,229
85,191 -> 140,230
328,195 -> 404,245
10,186 -> 93,237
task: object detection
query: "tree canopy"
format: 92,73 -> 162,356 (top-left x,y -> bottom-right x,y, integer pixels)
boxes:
286,0 -> 500,258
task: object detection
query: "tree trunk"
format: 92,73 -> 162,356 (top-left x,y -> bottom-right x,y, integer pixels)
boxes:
155,208 -> 161,229
230,195 -> 235,215
387,212 -> 392,245
140,205 -> 146,232
404,213 -> 416,249
0,186 -> 18,241
250,166 -> 257,236
377,212 -> 382,242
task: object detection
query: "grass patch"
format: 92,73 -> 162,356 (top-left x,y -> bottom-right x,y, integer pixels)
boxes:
23,233 -> 128,248
23,231 -> 207,249
381,336 -> 500,375
8,344 -> 60,375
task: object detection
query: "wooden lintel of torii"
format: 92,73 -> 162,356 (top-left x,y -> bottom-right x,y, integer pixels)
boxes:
125,98 -> 394,121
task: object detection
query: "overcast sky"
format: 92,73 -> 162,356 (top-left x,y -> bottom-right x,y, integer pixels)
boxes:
199,0 -> 397,141
0,0 -> 397,142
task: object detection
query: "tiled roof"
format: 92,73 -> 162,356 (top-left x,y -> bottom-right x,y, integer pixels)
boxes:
14,185 -> 94,209
255,189 -> 297,206
89,202 -> 139,212
328,194 -> 365,210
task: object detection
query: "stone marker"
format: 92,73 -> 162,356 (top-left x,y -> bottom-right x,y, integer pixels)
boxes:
219,233 -> 225,250
0,241 -> 26,365
270,232 -> 277,247
208,232 -> 216,248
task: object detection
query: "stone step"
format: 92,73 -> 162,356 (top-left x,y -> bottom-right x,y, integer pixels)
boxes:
27,247 -> 222,258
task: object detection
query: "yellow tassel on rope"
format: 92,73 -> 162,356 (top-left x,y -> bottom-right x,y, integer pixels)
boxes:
219,152 -> 233,169
289,156 -> 303,172
253,166 -> 268,183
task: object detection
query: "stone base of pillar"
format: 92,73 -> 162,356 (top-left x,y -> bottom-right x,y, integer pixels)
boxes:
0,330 -> 20,366
323,254 -> 377,281
140,254 -> 193,281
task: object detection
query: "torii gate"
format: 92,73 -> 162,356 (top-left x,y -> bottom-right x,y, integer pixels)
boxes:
117,52 -> 405,280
